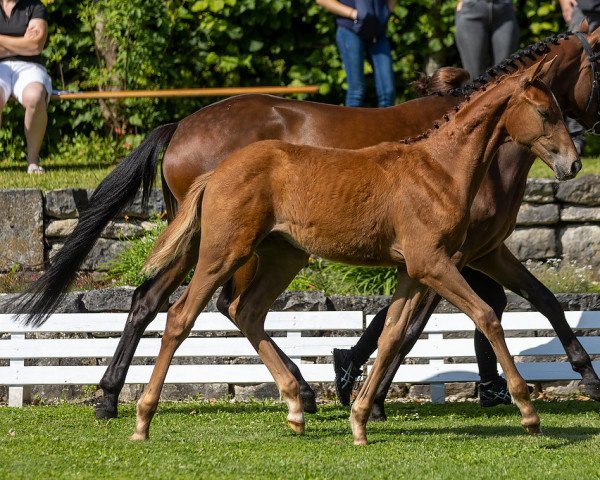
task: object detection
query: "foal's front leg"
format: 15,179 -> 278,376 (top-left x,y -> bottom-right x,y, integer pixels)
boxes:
471,244 -> 600,400
351,269 -> 428,445
422,253 -> 541,434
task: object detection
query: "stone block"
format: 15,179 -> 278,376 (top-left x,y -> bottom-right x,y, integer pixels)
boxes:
82,287 -> 136,312
49,237 -> 126,271
44,189 -> 89,219
505,228 -> 556,261
0,189 -> 44,271
561,206 -> 600,223
234,383 -> 280,401
516,203 -> 559,225
101,220 -> 147,239
523,178 -> 556,203
556,174 -> 600,206
45,219 -> 78,238
559,226 -> 600,271
121,189 -> 165,219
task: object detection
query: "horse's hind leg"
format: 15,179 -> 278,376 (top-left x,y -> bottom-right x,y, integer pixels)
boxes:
217,258 -> 317,413
421,253 -> 541,435
95,239 -> 198,419
230,238 -> 310,433
471,244 -> 600,400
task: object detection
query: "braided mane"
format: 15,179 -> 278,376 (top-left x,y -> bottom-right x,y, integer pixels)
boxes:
400,32 -> 574,145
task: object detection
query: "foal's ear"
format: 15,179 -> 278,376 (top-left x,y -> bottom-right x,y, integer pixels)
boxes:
519,56 -> 557,89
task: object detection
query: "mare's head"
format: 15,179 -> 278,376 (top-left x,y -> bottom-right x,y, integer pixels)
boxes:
505,57 -> 581,181
564,22 -> 600,131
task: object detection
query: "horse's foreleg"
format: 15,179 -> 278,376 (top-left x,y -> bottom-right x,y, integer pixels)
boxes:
471,244 -> 600,400
351,270 -> 427,445
217,259 -> 317,413
94,238 -> 198,420
422,254 -> 541,435
231,239 -> 310,434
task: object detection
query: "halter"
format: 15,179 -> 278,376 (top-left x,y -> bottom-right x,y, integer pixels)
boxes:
575,32 -> 600,134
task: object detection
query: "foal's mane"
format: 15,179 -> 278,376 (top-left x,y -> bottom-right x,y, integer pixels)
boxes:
401,32 -> 574,145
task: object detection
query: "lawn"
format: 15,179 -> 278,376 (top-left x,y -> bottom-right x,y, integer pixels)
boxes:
0,400 -> 599,479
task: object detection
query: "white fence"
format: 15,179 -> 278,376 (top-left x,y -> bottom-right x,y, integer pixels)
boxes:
1,310 -> 599,407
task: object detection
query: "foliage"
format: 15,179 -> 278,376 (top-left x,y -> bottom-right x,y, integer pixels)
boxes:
1,401 -> 600,479
524,259 -> 600,293
105,217 -> 167,286
1,0 -> 583,164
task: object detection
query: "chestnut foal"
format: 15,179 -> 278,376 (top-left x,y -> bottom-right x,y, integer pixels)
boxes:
134,59 -> 579,445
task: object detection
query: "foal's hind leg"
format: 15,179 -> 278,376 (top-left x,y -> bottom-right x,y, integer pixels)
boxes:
217,258 -> 317,413
229,238 -> 310,433
131,245 -> 249,441
95,240 -> 198,419
471,244 -> 600,401
420,253 -> 541,435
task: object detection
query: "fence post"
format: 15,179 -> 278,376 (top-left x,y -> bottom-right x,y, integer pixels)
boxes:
429,333 -> 445,404
8,333 -> 30,407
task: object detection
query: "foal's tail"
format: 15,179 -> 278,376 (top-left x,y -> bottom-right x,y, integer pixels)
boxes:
143,172 -> 213,276
10,123 -> 179,327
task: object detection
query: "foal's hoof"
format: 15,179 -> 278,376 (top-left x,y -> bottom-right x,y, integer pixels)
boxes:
353,437 -> 368,446
287,412 -> 305,434
523,424 -> 543,436
130,432 -> 148,441
369,402 -> 387,422
301,393 -> 318,414
580,381 -> 600,401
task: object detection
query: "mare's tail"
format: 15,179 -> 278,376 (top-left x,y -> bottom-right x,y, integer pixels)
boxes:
10,123 -> 179,327
143,172 -> 213,276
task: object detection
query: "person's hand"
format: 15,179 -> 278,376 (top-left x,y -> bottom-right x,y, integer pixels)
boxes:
456,1 -> 463,12
24,25 -> 41,39
559,0 -> 578,23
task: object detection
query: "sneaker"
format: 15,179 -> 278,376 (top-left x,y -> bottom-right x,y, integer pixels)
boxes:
479,376 -> 512,407
333,348 -> 362,406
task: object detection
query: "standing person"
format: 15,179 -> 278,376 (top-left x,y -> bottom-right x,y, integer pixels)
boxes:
454,0 -> 520,80
559,0 -> 600,154
0,0 -> 51,174
316,0 -> 396,107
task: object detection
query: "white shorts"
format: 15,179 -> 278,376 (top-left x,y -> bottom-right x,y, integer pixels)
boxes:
0,60 -> 52,105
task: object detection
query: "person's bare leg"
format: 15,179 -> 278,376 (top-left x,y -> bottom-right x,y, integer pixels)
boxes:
21,82 -> 47,172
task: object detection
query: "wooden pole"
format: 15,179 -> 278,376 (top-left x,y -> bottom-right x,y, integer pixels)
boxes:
51,85 -> 319,100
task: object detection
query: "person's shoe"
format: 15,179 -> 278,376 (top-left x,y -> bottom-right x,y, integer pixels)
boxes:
479,376 -> 512,407
333,348 -> 362,406
27,164 -> 45,174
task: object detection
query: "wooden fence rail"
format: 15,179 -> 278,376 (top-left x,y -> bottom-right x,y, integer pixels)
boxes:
1,310 -> 599,407
50,85 -> 319,101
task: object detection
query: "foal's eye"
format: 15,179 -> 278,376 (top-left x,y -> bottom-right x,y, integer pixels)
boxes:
537,108 -> 550,119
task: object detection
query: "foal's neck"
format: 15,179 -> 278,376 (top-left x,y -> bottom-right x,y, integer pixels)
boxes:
429,79 -> 516,204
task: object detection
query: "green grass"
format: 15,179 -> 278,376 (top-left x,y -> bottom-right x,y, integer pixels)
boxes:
0,401 -> 599,479
529,156 -> 600,178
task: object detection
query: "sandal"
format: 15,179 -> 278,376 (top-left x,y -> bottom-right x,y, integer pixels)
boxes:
27,164 -> 45,175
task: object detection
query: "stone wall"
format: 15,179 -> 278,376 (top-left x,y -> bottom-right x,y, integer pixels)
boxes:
1,175 -> 599,274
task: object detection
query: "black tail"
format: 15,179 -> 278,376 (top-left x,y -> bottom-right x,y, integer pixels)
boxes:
9,122 -> 179,327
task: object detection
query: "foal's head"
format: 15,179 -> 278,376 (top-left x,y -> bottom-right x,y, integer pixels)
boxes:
505,57 -> 581,180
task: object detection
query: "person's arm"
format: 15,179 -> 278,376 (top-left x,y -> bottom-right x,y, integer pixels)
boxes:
0,18 -> 48,58
316,0 -> 358,21
388,0 -> 397,11
559,0 -> 578,23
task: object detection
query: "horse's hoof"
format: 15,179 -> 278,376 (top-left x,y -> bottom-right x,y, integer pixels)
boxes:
93,401 -> 118,420
580,381 -> 600,401
301,393 -> 318,414
369,403 -> 387,422
287,419 -> 305,434
353,437 -> 368,446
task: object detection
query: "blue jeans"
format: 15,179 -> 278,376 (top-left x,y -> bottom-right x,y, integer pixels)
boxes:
335,27 -> 396,107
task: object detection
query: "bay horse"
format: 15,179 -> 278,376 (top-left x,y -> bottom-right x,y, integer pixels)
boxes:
10,27 -> 600,419
134,58 -> 578,444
